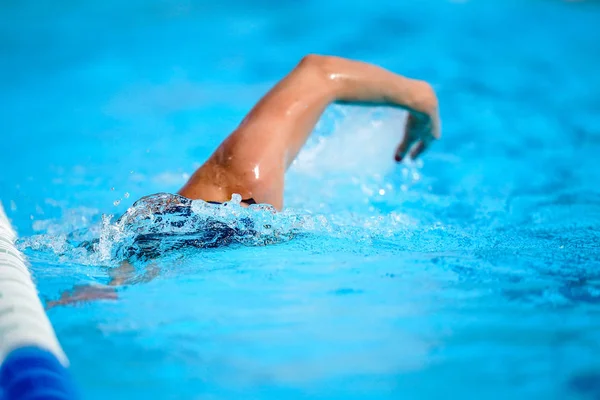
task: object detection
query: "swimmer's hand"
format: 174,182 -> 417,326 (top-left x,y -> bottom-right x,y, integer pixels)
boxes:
394,84 -> 441,162
46,284 -> 117,309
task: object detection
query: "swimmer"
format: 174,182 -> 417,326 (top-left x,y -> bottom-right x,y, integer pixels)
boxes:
177,54 -> 440,210
46,55 -> 440,308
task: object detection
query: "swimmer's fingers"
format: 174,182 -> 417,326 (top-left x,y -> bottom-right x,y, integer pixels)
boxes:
394,137 -> 415,162
409,136 -> 435,160
409,140 -> 427,160
395,114 -> 420,162
397,108 -> 441,161
413,115 -> 441,160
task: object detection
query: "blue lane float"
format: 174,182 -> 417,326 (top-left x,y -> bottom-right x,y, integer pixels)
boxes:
0,203 -> 78,399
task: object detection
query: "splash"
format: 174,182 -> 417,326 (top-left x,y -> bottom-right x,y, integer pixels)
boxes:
17,190 -> 432,267
17,106 -> 431,266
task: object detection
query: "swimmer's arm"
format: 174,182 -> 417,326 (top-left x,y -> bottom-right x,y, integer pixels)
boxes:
46,262 -> 158,309
107,261 -> 159,286
228,55 -> 440,166
46,284 -> 118,309
181,55 -> 441,208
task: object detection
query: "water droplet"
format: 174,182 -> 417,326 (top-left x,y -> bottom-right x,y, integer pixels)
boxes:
124,192 -> 130,199
230,193 -> 242,205
113,200 -> 121,206
378,189 -> 385,196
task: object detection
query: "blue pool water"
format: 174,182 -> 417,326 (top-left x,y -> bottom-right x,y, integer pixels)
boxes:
1,0 -> 600,398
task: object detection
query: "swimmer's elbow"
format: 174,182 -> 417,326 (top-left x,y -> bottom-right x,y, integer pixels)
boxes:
296,54 -> 339,87
297,54 -> 329,71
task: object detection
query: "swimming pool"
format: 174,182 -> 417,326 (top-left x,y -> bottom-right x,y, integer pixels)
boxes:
1,0 -> 599,398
